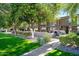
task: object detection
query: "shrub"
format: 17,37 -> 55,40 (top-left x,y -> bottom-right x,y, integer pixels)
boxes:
17,31 -> 31,37
43,32 -> 52,43
75,36 -> 79,46
23,32 -> 31,37
37,32 -> 52,45
67,33 -> 77,45
37,37 -> 45,45
59,33 -> 77,46
59,35 -> 68,45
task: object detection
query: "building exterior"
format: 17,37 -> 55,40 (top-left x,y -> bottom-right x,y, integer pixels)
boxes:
34,15 -> 78,32
56,16 -> 70,30
55,15 -> 79,32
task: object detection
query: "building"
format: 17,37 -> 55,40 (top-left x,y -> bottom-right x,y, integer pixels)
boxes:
56,16 -> 70,30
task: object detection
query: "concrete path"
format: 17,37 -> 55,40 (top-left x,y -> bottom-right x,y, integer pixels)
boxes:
22,39 -> 60,56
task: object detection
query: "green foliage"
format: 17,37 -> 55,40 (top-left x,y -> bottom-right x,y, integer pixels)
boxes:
72,16 -> 77,26
19,22 -> 28,29
74,36 -> 79,46
59,35 -> 68,45
37,33 -> 52,45
64,4 -> 78,32
0,3 -> 62,29
46,49 -> 78,56
0,33 -> 40,56
43,32 -> 52,43
0,3 -> 78,33
59,33 -> 79,46
66,33 -> 77,45
37,37 -> 45,45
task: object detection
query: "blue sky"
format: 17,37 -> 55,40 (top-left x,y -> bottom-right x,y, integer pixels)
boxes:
58,10 -> 68,17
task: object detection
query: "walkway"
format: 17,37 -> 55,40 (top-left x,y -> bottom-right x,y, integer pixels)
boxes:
22,39 -> 60,56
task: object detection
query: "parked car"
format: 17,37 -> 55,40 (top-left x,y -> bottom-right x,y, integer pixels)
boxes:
50,30 -> 66,38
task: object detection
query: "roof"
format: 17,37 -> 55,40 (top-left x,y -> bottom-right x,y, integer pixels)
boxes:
59,16 -> 70,20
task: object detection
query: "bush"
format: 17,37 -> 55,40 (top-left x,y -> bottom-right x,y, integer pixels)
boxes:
59,35 -> 68,45
43,32 -> 52,43
59,33 -> 77,46
17,31 -> 31,37
23,32 -> 31,37
37,37 -> 45,45
67,33 -> 77,45
37,32 -> 52,45
75,36 -> 79,46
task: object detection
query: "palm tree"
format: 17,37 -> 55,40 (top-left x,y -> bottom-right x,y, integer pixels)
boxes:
64,3 -> 79,33
45,3 -> 63,32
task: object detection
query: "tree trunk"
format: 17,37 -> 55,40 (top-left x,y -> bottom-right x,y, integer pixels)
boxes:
27,24 -> 31,31
12,23 -> 17,35
12,28 -> 16,35
38,22 -> 41,32
65,26 -> 69,34
46,22 -> 50,32
31,23 -> 34,31
30,23 -> 35,38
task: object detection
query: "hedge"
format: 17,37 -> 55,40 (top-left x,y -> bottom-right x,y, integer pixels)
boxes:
59,33 -> 79,47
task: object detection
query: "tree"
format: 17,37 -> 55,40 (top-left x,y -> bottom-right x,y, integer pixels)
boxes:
64,3 -> 79,32
0,4 -> 10,29
42,4 -> 62,32
20,4 -> 63,32
9,4 -> 23,35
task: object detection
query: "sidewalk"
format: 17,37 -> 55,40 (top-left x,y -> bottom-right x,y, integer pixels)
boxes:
22,39 -> 60,56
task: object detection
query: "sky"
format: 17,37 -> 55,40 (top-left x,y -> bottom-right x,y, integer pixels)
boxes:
58,10 -> 68,17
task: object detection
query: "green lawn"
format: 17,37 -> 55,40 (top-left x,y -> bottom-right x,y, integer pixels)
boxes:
0,33 -> 40,56
46,49 -> 79,56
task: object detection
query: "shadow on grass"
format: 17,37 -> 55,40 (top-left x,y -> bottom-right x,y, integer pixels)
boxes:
0,33 -> 40,56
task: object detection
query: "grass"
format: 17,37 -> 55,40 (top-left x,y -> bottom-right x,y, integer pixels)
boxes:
46,49 -> 79,56
0,32 -> 40,56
